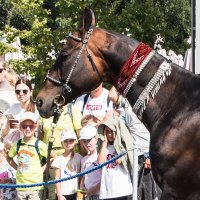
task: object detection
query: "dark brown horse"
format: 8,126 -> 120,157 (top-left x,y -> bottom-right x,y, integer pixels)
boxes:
36,8 -> 200,200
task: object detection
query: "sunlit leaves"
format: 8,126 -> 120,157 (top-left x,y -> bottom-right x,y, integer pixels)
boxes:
0,0 -> 191,95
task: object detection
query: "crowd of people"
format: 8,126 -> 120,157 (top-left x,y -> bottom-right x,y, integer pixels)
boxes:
0,60 -> 161,200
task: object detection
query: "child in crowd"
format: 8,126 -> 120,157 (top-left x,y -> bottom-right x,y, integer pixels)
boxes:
79,125 -> 102,200
0,141 -> 17,199
51,129 -> 82,200
81,114 -> 100,128
80,114 -> 100,156
7,112 -> 47,200
98,117 -> 133,200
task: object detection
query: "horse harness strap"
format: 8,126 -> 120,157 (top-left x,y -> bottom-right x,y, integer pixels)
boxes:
43,103 -> 61,200
132,60 -> 172,119
46,27 -> 103,96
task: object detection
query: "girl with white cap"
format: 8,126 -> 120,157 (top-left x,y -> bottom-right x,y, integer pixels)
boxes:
51,129 -> 82,200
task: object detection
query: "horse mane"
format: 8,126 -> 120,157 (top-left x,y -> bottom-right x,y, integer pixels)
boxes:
101,28 -> 138,44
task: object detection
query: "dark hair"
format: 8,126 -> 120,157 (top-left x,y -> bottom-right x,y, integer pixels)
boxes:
15,77 -> 36,112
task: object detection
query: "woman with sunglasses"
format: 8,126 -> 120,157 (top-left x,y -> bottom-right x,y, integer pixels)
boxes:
2,77 -> 39,150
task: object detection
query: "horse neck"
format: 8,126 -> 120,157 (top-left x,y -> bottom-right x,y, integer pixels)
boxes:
91,29 -> 139,83
127,57 -> 199,133
91,29 -> 200,133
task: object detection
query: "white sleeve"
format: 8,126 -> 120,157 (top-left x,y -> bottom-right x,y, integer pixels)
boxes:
51,156 -> 61,169
74,95 -> 86,113
106,100 -> 114,111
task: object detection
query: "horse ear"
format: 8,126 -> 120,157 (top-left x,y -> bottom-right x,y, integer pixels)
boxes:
82,8 -> 96,33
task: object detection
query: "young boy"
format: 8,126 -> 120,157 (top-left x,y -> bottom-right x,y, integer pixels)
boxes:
79,125 -> 102,200
7,112 -> 47,200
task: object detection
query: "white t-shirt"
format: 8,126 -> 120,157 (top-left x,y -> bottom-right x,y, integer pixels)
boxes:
99,145 -> 132,199
0,90 -> 18,108
75,88 -> 113,120
51,153 -> 82,195
0,80 -> 18,108
6,103 -> 26,121
81,153 -> 102,192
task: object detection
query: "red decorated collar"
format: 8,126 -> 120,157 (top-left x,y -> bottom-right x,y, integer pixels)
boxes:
115,42 -> 152,94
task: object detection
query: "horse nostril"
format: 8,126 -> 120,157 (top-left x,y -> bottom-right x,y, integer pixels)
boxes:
36,99 -> 43,108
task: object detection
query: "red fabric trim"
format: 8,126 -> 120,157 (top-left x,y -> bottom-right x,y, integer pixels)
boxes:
115,42 -> 152,94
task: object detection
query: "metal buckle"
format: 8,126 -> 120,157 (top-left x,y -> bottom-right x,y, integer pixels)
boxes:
53,95 -> 65,107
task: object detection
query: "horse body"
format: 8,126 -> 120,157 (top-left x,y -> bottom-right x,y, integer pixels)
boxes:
36,9 -> 200,199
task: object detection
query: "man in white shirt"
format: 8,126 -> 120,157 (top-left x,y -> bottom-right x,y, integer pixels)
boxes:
75,83 -> 119,122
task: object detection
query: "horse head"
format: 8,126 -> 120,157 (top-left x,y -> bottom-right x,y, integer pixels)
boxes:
36,9 -> 100,117
36,8 -> 138,118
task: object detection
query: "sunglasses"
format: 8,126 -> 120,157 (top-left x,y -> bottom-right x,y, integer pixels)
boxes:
0,68 -> 4,73
15,89 -> 29,95
21,124 -> 35,130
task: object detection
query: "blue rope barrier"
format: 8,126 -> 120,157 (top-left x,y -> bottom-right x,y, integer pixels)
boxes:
0,151 -> 127,189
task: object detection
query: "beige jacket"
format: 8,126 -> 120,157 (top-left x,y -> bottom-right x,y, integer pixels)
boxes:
97,117 -> 133,174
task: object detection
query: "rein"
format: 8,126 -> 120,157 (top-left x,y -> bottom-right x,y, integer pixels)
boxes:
45,27 -> 103,103
43,100 -> 63,200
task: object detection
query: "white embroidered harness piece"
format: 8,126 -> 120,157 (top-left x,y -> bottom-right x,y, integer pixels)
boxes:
132,60 -> 172,119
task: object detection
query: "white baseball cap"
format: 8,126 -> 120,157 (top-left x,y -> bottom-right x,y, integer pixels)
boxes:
79,125 -> 97,140
20,112 -> 37,123
61,129 -> 77,142
0,142 -> 5,151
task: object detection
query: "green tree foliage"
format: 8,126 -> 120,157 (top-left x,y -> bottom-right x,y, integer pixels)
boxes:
0,0 -> 191,94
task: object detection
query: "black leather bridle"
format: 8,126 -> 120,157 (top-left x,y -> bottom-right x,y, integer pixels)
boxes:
45,27 -> 103,105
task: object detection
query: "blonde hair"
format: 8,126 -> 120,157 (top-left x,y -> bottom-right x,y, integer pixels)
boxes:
81,114 -> 100,127
2,62 -> 18,86
6,68 -> 18,86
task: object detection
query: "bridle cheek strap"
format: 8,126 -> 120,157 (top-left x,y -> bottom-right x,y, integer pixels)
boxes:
45,27 -> 103,97
86,46 -> 103,82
